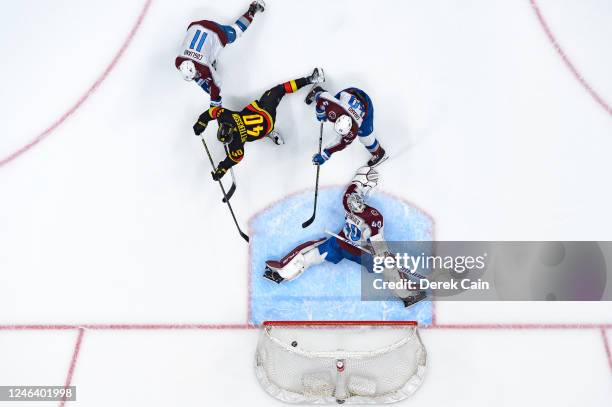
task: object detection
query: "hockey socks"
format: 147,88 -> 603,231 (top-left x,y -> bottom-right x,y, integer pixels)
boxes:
282,78 -> 311,94
230,1 -> 265,41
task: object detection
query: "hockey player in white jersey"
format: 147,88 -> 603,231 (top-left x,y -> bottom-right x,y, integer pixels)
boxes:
263,167 -> 426,307
305,86 -> 387,167
175,1 -> 265,107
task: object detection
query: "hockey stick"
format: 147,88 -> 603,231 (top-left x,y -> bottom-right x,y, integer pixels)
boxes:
302,122 -> 324,228
324,230 -> 373,255
324,230 -> 431,281
200,135 -> 249,242
221,145 -> 236,203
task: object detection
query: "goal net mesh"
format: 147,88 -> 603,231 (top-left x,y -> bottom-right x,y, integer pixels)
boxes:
255,321 -> 426,404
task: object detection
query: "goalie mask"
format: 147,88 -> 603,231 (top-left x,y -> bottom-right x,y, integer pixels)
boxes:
179,60 -> 197,81
217,122 -> 236,144
347,192 -> 366,213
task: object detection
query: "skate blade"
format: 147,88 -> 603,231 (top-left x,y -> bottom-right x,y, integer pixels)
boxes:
369,154 -> 389,168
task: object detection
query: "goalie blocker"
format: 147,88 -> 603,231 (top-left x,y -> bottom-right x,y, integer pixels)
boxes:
264,167 -> 426,308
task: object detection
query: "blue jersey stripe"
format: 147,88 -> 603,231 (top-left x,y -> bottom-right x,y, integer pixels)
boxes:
189,30 -> 201,49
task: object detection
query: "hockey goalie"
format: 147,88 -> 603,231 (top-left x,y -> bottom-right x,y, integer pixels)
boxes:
264,167 -> 426,307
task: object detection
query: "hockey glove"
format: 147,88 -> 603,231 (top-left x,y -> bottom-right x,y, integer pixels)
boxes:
315,106 -> 327,122
312,149 -> 330,166
193,119 -> 208,136
211,167 -> 227,181
352,166 -> 379,190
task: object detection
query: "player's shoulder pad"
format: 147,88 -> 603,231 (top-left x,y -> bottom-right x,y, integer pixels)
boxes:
318,91 -> 340,105
369,207 -> 383,220
363,205 -> 384,225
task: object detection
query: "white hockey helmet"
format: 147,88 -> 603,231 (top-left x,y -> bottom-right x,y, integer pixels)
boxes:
179,60 -> 197,81
334,115 -> 353,136
347,192 -> 366,213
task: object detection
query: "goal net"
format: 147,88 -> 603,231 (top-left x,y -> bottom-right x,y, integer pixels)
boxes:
255,321 -> 427,404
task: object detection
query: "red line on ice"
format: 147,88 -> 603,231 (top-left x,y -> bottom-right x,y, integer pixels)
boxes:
0,324 -> 253,331
601,328 -> 612,373
58,328 -> 84,407
425,323 -> 612,330
0,0 -> 153,168
0,322 -> 610,331
529,0 -> 612,116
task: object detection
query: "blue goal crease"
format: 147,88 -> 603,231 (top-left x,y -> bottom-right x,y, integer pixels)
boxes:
249,187 -> 434,325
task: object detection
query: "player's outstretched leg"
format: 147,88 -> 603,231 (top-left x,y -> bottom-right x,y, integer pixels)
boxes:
401,291 -> 428,307
357,116 -> 387,166
257,68 -> 326,116
367,145 -> 387,167
263,239 -> 327,284
219,1 -> 265,46
356,131 -> 387,167
277,68 -> 324,98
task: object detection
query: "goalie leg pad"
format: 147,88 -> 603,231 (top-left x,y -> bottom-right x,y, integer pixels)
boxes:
383,267 -> 419,301
265,238 -> 326,281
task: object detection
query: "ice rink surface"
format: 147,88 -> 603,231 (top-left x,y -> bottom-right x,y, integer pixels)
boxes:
0,0 -> 611,406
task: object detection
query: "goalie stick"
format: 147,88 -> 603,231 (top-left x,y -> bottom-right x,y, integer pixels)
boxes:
323,230 -> 430,281
200,135 -> 249,242
302,122 -> 324,228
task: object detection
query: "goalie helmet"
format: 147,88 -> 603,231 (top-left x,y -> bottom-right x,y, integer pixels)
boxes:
217,122 -> 236,144
179,60 -> 197,81
334,115 -> 353,136
347,192 -> 366,213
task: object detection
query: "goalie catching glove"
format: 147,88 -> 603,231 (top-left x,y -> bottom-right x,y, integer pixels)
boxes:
351,166 -> 379,196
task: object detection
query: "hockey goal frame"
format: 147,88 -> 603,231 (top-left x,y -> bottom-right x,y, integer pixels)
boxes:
255,320 -> 426,404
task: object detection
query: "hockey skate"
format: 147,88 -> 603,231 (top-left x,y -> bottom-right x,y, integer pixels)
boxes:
263,265 -> 284,284
308,67 -> 325,85
402,291 -> 427,308
266,130 -> 284,145
249,0 -> 265,14
305,85 -> 324,105
367,147 -> 388,167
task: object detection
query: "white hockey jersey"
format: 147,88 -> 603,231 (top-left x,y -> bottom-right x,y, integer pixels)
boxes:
178,24 -> 224,67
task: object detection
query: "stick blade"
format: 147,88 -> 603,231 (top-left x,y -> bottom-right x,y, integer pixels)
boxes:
302,216 -> 315,228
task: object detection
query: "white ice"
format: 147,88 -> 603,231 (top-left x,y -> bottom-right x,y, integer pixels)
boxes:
0,0 -> 611,406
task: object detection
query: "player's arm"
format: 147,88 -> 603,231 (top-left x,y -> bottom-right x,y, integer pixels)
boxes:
313,131 -> 356,165
311,93 -> 357,165
368,215 -> 387,256
348,166 -> 385,257
212,138 -> 244,180
193,65 -> 222,107
314,91 -> 331,122
193,107 -> 224,135
324,132 -> 356,154
314,90 -> 343,121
